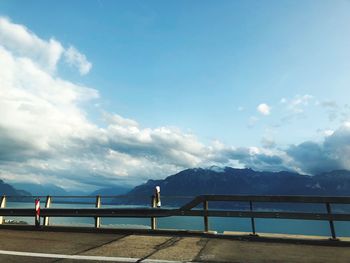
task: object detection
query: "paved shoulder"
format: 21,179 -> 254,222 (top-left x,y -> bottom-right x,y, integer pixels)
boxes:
197,238 -> 350,263
0,229 -> 350,262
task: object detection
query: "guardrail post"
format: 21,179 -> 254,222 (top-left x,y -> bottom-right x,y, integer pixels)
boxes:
151,195 -> 157,230
203,200 -> 209,232
35,198 -> 40,227
250,201 -> 256,235
0,195 -> 6,224
155,186 -> 161,207
94,195 -> 101,228
43,196 -> 51,226
326,202 -> 337,240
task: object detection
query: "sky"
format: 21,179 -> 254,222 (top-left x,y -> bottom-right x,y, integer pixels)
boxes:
0,0 -> 350,191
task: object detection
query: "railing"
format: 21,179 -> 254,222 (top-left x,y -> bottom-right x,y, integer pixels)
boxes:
0,194 -> 350,240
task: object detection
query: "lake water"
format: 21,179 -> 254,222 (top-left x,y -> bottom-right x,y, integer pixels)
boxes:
4,201 -> 350,237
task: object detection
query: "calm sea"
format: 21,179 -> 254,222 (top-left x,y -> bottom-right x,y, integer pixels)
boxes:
5,201 -> 350,237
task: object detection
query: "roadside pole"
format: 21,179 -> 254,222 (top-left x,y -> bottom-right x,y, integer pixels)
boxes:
35,198 -> 40,227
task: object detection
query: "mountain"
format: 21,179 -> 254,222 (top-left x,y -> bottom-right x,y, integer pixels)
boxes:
0,179 -> 31,197
114,167 -> 350,206
12,183 -> 69,196
91,186 -> 131,196
11,183 -> 132,197
90,186 -> 132,204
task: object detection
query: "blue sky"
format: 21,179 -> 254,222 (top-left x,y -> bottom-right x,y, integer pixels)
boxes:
1,1 -> 350,190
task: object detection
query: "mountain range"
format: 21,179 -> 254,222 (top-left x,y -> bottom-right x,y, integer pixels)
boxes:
112,167 -> 350,206
1,167 -> 350,206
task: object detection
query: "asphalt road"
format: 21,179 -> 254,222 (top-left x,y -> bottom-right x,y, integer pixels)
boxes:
0,228 -> 349,262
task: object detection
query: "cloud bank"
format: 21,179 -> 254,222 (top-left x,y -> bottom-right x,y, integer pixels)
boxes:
0,17 -> 350,191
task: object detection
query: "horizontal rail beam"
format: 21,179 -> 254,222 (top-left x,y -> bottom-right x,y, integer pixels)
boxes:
2,195 -> 147,199
0,209 -> 35,216
41,208 -> 175,217
185,210 -> 350,221
0,208 -> 174,218
200,195 -> 350,204
1,208 -> 350,221
4,195 -> 350,204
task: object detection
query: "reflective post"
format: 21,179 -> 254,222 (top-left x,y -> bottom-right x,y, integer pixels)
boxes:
151,195 -> 157,230
43,196 -> 51,226
0,195 -> 6,224
95,195 -> 101,228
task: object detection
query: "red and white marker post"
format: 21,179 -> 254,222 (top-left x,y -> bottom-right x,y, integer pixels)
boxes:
35,198 -> 40,227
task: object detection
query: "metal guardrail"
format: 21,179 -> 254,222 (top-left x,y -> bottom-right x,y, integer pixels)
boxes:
0,194 -> 349,239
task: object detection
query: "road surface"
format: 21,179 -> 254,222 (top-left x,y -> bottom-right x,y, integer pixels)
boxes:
0,228 -> 349,262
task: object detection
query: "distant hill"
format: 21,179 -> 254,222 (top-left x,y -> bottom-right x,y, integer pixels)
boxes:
90,185 -> 132,204
10,183 -> 92,204
0,179 -> 31,197
90,186 -> 131,196
114,167 -> 350,206
12,183 -> 69,196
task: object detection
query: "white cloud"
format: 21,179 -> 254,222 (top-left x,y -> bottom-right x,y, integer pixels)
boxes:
105,122 -> 207,168
209,145 -> 291,172
103,112 -> 139,128
324,129 -> 335,137
257,103 -> 271,115
0,44 -> 99,156
0,17 -> 91,75
64,46 -> 92,75
287,94 -> 313,113
275,94 -> 315,126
